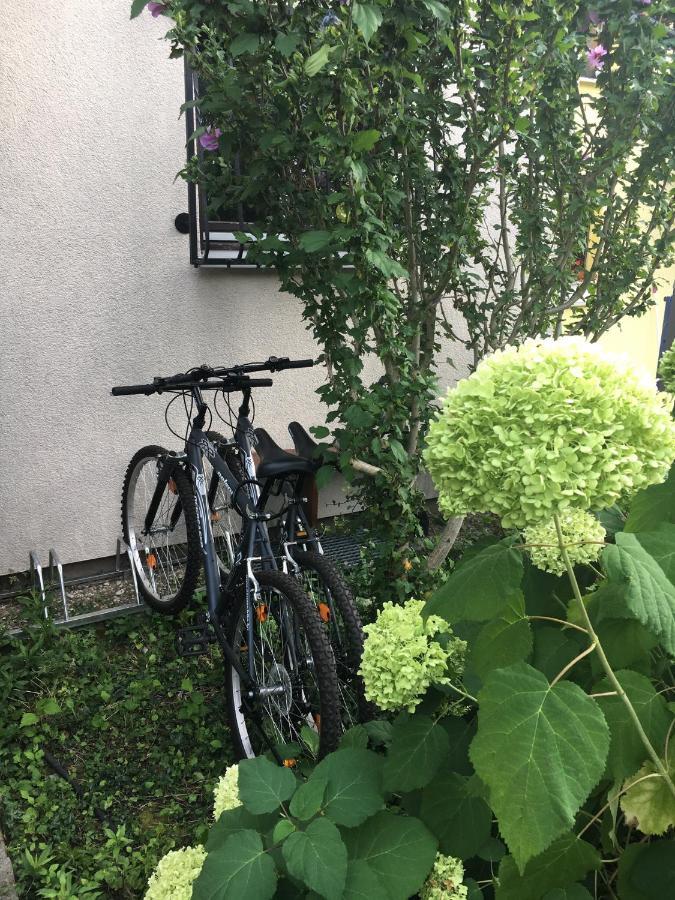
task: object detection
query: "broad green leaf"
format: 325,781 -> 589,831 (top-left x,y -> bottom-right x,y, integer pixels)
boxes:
467,593 -> 532,680
382,715 -> 449,792
238,756 -> 296,814
620,741 -> 675,837
282,818 -> 347,900
364,248 -> 408,279
617,840 -> 675,900
351,129 -> 380,152
342,859 -> 383,900
192,829 -> 277,900
314,465 -> 334,490
274,31 -> 301,57
603,534 -> 675,655
39,698 -> 60,716
272,818 -> 295,843
290,777 -> 328,821
466,879 -> 484,900
419,772 -> 492,858
299,231 -> 333,253
596,670 -> 671,782
230,33 -> 260,57
470,663 -> 609,870
352,3 -> 383,43
311,426 -> 330,440
339,724 -> 369,750
425,538 -> 524,624
542,888 -> 593,900
312,748 -> 384,826
304,44 -> 333,77
342,811 -> 437,900
624,466 -> 675,533
629,524 -> 675,583
130,0 -> 148,19
532,626 -> 587,683
496,833 -> 600,900
422,0 -> 452,23
363,719 -> 393,747
207,806 -> 274,851
20,712 -> 39,727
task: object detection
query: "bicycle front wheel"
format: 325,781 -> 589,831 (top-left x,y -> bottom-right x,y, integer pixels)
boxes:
224,570 -> 341,761
122,445 -> 200,614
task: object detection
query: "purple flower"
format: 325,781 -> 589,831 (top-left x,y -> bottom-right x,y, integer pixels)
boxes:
321,11 -> 340,28
147,2 -> 168,16
587,44 -> 608,71
639,1 -> 652,6
199,127 -> 222,151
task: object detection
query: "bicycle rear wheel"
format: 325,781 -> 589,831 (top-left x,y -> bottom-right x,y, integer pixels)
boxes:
122,445 -> 200,614
291,550 -> 371,727
224,570 -> 341,761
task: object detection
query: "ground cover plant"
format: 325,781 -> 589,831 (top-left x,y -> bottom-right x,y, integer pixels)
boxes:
133,0 -> 675,599
0,603 -> 236,898
130,338 -> 675,899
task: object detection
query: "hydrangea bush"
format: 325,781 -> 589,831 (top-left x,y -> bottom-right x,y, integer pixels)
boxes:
420,855 -> 468,900
523,509 -> 606,576
425,338 -> 675,527
359,600 -> 466,713
145,845 -> 207,900
212,765 -> 240,820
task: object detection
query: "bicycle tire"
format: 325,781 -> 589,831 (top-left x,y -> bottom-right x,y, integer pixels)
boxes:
224,569 -> 342,761
291,550 -> 373,725
204,431 -> 245,573
121,445 -> 201,614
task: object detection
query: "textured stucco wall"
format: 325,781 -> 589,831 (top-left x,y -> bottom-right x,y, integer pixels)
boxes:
0,0 -> 470,574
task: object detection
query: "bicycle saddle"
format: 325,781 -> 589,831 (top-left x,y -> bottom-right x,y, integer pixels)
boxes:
253,428 -> 316,478
288,422 -> 339,470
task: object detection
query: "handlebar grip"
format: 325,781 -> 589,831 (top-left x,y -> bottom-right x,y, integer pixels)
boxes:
244,377 -> 274,387
284,358 -> 315,369
111,384 -> 158,396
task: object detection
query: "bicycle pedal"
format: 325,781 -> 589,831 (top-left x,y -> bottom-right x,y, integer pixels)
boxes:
177,622 -> 216,657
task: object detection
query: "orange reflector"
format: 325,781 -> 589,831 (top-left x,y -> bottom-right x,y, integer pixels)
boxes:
168,478 -> 177,495
296,530 -> 307,538
211,511 -> 221,522
146,553 -> 157,569
256,604 -> 268,623
314,714 -> 321,731
402,559 -> 413,572
283,758 -> 297,768
318,602 -> 331,623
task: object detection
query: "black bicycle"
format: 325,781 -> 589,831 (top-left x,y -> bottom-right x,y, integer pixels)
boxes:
251,425 -> 370,725
112,358 -> 341,761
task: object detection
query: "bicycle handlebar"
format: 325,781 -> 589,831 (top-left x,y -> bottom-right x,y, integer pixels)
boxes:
111,377 -> 274,397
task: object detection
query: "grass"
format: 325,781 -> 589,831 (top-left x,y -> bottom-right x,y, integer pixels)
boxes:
0,596 -> 235,898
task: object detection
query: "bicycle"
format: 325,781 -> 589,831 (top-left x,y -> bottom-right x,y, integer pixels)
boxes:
112,358 -> 342,761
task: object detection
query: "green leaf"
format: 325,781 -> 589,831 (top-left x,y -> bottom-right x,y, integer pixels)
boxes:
299,231 -> 333,253
421,0 -> 452,23
467,593 -> 532,680
238,756 -> 296,814
418,772 -> 492,858
192,829 -> 277,900
628,524 -> 675,583
621,758 -> 675,836
312,749 -> 384,827
382,715 -> 449,792
275,31 -> 302,57
130,0 -> 148,19
596,670 -> 671,782
230,33 -> 260,58
470,663 -> 609,870
425,538 -> 524,624
388,439 -> 408,466
304,44 -> 334,77
542,888 -> 592,900
496,833 -> 601,900
20,712 -> 39,727
624,466 -> 675,533
343,860 -> 383,900
342,811 -> 437,900
439,716 -> 476,774
282,818 -> 347,900
339,724 -> 369,750
314,465 -> 334,490
617,840 -> 675,900
364,248 -> 408,279
207,807 -> 274,851
290,777 -> 327,821
311,426 -> 330,440
352,3 -> 383,44
531,626 -> 586,683
272,818 -> 296,844
603,534 -> 675,655
351,129 -> 380,152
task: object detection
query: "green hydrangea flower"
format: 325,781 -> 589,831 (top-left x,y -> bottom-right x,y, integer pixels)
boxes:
213,764 -> 241,820
145,845 -> 206,900
424,337 -> 675,528
658,344 -> 675,393
420,854 -> 468,900
359,600 -> 466,713
523,509 -> 606,576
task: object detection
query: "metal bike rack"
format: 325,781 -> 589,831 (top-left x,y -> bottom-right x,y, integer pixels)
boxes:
29,550 -> 48,619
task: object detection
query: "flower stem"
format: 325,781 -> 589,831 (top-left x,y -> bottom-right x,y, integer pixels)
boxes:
553,513 -> 675,802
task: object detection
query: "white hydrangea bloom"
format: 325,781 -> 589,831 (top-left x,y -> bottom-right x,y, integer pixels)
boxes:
523,508 -> 607,576
213,764 -> 241,820
421,854 -> 468,900
145,845 -> 207,900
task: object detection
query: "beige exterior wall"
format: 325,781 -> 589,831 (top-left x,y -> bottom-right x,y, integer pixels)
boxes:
0,1 -> 470,574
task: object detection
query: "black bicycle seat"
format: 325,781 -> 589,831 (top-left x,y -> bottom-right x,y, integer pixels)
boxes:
288,422 -> 339,470
253,428 -> 316,479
